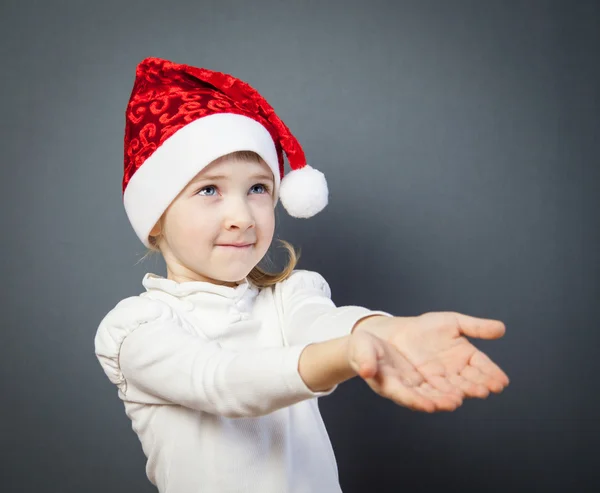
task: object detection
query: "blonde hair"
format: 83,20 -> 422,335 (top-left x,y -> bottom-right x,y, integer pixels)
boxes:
137,151 -> 300,289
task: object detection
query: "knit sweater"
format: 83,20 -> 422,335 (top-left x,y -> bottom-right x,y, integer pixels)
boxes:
94,269 -> 391,492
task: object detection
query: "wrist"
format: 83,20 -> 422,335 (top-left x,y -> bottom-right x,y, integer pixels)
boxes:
298,336 -> 357,392
351,314 -> 389,334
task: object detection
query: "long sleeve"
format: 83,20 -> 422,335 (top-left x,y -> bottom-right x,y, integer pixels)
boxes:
94,296 -> 335,418
278,270 -> 393,346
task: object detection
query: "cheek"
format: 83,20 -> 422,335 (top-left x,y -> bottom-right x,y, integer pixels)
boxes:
172,211 -> 217,245
257,208 -> 275,238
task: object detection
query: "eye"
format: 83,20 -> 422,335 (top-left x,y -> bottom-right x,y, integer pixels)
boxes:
250,183 -> 271,194
197,185 -> 217,196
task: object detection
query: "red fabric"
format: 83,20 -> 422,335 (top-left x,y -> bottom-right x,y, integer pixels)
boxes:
123,57 -> 306,193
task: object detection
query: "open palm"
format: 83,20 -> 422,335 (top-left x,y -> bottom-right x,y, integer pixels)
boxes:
348,330 -> 465,412
389,312 -> 510,399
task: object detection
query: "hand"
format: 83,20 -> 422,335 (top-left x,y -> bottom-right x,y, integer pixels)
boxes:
353,312 -> 510,400
347,329 -> 464,412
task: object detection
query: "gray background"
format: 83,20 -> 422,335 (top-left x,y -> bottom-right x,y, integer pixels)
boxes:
2,0 -> 598,491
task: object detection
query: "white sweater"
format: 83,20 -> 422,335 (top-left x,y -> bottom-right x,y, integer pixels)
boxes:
94,269 -> 391,492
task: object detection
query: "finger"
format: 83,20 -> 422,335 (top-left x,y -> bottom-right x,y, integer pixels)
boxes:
459,367 -> 492,398
425,374 -> 464,398
470,351 -> 510,387
381,378 -> 437,413
461,365 -> 498,393
362,365 -> 425,403
452,312 -> 506,340
417,360 -> 463,397
415,383 -> 463,411
364,363 -> 423,392
448,374 -> 489,398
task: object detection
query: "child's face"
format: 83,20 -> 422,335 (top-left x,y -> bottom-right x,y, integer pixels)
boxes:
154,154 -> 276,286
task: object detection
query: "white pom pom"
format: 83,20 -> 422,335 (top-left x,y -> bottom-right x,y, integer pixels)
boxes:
279,165 -> 329,218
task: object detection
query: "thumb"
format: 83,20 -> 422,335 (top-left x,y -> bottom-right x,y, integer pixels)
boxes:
453,312 -> 506,339
350,331 -> 380,379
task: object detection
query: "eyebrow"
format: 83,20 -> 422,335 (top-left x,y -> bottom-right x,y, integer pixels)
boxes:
191,173 -> 274,184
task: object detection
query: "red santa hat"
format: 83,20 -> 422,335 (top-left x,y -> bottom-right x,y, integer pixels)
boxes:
123,57 -> 328,247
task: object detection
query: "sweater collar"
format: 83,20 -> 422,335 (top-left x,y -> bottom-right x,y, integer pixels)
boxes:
142,272 -> 256,300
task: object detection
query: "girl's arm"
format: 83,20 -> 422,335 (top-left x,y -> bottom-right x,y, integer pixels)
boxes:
95,296 -> 354,418
278,270 -> 393,346
298,336 -> 356,392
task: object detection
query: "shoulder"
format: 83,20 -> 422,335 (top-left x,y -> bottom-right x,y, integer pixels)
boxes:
276,269 -> 332,299
98,295 -> 168,328
94,296 -> 173,390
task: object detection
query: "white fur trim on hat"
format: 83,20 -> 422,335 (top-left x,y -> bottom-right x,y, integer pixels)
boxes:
279,165 -> 329,218
123,113 -> 281,247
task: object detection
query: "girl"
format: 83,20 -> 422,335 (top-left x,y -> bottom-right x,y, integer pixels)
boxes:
94,57 -> 509,493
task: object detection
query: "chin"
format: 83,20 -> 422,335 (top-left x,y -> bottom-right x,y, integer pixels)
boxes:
215,267 -> 253,283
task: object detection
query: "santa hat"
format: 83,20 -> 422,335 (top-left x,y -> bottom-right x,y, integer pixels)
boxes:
122,57 -> 328,247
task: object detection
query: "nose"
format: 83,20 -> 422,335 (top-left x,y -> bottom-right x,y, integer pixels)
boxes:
223,197 -> 255,231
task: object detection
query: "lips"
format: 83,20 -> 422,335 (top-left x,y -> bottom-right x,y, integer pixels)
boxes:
217,243 -> 254,248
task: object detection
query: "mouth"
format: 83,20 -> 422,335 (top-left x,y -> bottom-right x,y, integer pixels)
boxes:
216,243 -> 255,249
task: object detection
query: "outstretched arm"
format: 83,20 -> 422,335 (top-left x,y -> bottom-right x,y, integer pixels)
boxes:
95,296 -> 343,419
